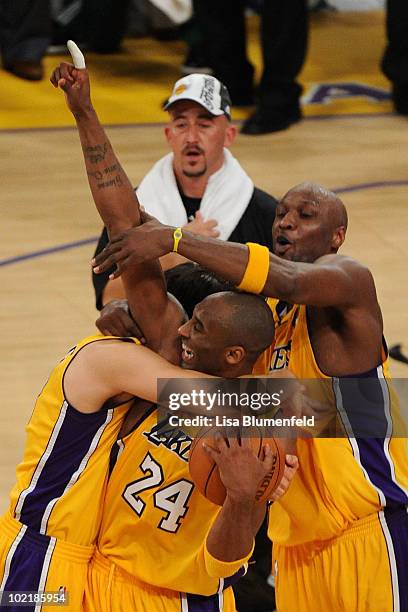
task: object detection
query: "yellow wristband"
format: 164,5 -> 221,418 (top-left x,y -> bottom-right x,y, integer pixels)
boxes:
204,539 -> 254,578
172,227 -> 183,253
237,242 -> 270,294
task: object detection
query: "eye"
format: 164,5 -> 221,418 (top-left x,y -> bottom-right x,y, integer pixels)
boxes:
276,209 -> 286,218
300,210 -> 313,218
193,321 -> 202,332
198,122 -> 211,129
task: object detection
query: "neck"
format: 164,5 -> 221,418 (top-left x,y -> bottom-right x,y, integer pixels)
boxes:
219,362 -> 253,378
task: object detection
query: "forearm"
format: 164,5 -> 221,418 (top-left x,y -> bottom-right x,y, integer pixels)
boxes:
173,230 -> 250,285
169,231 -> 354,306
168,230 -> 295,298
75,111 -> 169,346
74,107 -> 140,237
101,277 -> 126,306
206,495 -> 258,563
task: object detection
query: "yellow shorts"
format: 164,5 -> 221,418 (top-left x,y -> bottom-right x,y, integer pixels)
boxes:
273,507 -> 408,612
0,513 -> 94,610
84,549 -> 236,612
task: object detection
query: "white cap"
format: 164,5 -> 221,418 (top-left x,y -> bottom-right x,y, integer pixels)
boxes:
164,74 -> 232,118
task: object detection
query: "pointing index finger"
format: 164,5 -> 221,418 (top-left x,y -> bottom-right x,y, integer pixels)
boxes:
67,40 -> 86,69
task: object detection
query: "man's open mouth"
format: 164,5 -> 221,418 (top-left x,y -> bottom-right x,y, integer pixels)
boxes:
182,342 -> 195,361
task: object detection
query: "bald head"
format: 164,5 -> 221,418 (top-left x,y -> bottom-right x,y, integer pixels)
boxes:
288,182 -> 348,231
273,182 -> 348,262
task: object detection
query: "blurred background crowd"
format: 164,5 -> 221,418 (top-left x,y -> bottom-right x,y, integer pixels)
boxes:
1,0 -> 406,134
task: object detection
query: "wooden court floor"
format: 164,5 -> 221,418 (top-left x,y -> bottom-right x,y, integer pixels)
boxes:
1,114 -> 408,510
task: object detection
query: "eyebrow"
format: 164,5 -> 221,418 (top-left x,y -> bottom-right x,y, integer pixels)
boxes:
193,312 -> 205,328
301,199 -> 319,206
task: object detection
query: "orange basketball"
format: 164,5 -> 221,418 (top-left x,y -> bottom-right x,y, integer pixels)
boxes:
188,427 -> 286,506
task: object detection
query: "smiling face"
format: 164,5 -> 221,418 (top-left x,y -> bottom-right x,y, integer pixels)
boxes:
178,295 -> 232,374
164,101 -> 236,181
272,183 -> 347,263
177,292 -> 274,376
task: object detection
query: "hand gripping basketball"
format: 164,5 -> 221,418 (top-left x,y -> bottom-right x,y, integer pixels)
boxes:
189,428 -> 286,505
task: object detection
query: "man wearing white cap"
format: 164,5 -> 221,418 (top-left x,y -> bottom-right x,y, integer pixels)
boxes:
92,73 -> 278,311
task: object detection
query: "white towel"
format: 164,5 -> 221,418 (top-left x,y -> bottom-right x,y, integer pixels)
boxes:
136,149 -> 254,241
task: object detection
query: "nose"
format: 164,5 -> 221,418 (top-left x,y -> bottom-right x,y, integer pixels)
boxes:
178,320 -> 190,338
279,210 -> 296,230
185,122 -> 199,143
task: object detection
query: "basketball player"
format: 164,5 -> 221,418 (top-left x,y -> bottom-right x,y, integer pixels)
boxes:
93,183 -> 408,611
0,223 -> 282,610
50,56 -> 298,611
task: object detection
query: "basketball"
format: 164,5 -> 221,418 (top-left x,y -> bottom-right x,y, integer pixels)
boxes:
188,427 -> 286,506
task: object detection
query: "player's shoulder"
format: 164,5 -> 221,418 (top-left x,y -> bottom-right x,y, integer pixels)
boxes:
72,334 -> 142,362
315,253 -> 371,275
314,254 -> 377,304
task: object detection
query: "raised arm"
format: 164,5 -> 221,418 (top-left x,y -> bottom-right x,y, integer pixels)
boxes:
50,57 -> 173,351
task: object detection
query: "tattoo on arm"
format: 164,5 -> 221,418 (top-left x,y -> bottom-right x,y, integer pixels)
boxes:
104,164 -> 119,174
87,170 -> 103,180
84,142 -> 109,163
87,164 -> 120,181
97,174 -> 124,189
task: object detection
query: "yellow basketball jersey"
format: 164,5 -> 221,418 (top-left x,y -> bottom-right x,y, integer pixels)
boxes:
259,299 -> 408,546
6,334 -> 138,546
98,409 -> 237,596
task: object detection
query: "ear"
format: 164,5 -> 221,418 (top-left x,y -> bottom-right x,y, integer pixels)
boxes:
225,345 -> 245,365
164,125 -> 173,145
332,226 -> 346,251
223,123 -> 237,148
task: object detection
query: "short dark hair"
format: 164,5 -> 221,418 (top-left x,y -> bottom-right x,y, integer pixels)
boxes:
209,291 -> 274,358
165,263 -> 234,318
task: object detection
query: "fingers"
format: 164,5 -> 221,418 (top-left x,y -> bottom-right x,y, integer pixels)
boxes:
285,454 -> 299,470
260,443 -> 275,471
50,62 -> 76,90
261,442 -> 271,460
202,218 -> 220,238
213,433 -> 230,452
203,442 -> 219,462
96,318 -> 124,337
50,67 -> 61,88
209,228 -> 220,238
204,218 -> 218,230
95,311 -> 145,339
67,40 -> 86,69
60,62 -> 75,83
108,258 -> 134,279
267,453 -> 299,502
269,483 -> 287,502
95,299 -> 147,340
92,243 -> 128,273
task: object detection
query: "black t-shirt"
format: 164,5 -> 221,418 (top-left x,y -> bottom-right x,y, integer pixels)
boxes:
92,186 -> 277,310
182,194 -> 201,220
